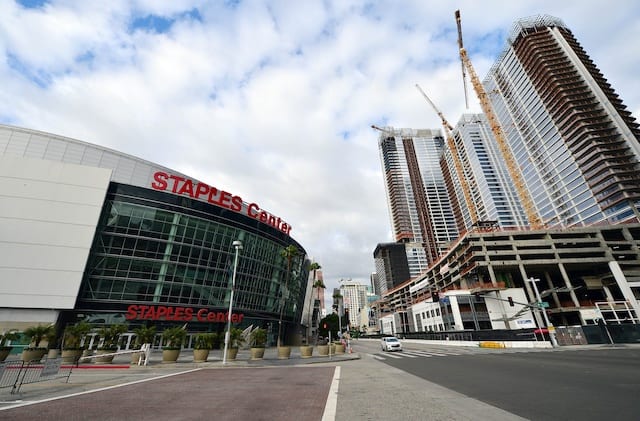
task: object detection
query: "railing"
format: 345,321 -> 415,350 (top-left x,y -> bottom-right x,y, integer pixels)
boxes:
0,357 -> 73,394
78,343 -> 151,366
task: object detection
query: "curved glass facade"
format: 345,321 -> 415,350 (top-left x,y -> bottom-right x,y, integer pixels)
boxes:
0,124 -> 309,346
71,183 -> 308,343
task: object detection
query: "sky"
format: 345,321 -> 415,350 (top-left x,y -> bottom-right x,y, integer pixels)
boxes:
1,0 -> 639,307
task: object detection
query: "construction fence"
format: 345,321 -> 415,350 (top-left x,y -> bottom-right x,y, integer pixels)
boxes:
0,357 -> 73,395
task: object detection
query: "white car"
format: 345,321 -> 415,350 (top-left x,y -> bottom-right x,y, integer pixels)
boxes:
381,336 -> 402,352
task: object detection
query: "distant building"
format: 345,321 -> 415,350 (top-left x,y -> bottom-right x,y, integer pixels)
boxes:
377,128 -> 459,273
339,280 -> 368,331
373,242 -> 411,295
302,264 -> 325,343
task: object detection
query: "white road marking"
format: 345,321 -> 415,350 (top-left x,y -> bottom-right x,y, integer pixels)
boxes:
321,366 -> 340,421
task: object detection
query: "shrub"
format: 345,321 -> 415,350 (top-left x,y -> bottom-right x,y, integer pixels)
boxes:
193,333 -> 216,350
162,326 -> 187,350
98,324 -> 127,350
250,328 -> 267,348
23,324 -> 55,350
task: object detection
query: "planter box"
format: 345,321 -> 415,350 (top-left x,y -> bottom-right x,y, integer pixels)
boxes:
162,348 -> 181,363
61,349 -> 83,364
299,345 -> 313,358
0,347 -> 12,362
277,346 -> 291,359
250,347 -> 265,360
193,349 -> 210,362
316,344 -> 329,356
226,347 -> 238,360
21,348 -> 47,362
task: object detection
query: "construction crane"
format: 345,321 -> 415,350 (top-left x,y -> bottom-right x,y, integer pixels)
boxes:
455,10 -> 543,229
456,16 -> 470,110
415,84 -> 479,225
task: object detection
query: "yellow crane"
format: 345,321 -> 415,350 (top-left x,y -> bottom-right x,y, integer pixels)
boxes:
455,10 -> 543,229
415,83 -> 479,225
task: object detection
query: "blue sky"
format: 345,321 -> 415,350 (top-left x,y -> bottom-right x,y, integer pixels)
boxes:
1,0 -> 639,302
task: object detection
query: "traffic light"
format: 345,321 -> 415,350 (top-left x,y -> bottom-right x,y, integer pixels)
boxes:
508,296 -> 514,307
432,292 -> 440,302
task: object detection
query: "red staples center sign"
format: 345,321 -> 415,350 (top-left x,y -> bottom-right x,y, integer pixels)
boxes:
151,171 -> 292,236
126,305 -> 245,323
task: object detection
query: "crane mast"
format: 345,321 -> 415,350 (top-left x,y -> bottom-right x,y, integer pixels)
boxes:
455,10 -> 543,229
456,15 -> 470,109
415,84 -> 479,225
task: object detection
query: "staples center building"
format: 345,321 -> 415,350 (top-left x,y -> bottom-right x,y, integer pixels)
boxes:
0,124 -> 308,347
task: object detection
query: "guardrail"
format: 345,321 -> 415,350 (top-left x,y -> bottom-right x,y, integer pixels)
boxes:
0,358 -> 73,394
77,343 -> 151,366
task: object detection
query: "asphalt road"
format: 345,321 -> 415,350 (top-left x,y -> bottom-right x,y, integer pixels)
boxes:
0,345 -> 524,421
361,341 -> 640,421
2,343 -> 637,420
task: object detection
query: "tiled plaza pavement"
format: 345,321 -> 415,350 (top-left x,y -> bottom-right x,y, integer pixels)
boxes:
0,366 -> 335,420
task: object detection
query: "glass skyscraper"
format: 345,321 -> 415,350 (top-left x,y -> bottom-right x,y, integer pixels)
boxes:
485,15 -> 640,227
377,127 -> 459,275
444,114 -> 528,231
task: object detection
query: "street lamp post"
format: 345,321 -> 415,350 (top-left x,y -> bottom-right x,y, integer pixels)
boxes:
223,240 -> 243,365
528,277 -> 559,347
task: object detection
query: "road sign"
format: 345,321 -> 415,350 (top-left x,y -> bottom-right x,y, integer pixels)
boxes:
538,301 -> 549,308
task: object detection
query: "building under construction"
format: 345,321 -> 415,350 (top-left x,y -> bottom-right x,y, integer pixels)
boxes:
381,223 -> 640,335
375,13 -> 640,338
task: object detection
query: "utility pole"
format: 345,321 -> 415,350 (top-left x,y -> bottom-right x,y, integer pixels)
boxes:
528,277 -> 558,347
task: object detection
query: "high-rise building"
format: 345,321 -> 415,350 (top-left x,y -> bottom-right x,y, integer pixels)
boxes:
377,127 -> 459,274
373,242 -> 411,294
339,280 -> 368,330
444,114 -> 528,231
485,15 -> 640,227
377,14 -> 640,336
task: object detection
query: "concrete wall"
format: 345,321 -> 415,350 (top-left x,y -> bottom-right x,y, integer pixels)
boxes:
0,155 -> 111,323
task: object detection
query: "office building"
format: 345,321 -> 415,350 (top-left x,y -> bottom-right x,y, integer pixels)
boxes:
339,280 -> 368,330
373,242 -> 411,295
377,127 -> 459,274
444,114 -> 528,231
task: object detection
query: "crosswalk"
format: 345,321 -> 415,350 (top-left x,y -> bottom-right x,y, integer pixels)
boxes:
370,347 -> 554,361
372,349 -> 462,360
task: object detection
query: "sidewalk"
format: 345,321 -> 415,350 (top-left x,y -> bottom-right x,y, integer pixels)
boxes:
0,346 -> 358,405
107,345 -> 360,368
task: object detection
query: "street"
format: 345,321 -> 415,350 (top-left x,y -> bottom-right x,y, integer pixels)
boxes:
355,339 -> 640,420
1,343 -> 638,420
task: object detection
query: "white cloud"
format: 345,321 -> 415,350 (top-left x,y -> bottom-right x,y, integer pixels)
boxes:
1,0 -> 639,308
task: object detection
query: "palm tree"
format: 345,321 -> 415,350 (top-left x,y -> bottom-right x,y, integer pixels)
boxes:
313,279 -> 326,302
278,245 -> 299,348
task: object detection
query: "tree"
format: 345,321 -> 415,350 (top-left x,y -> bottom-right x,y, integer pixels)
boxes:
278,245 -> 299,348
23,324 -> 55,349
62,321 -> 92,350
